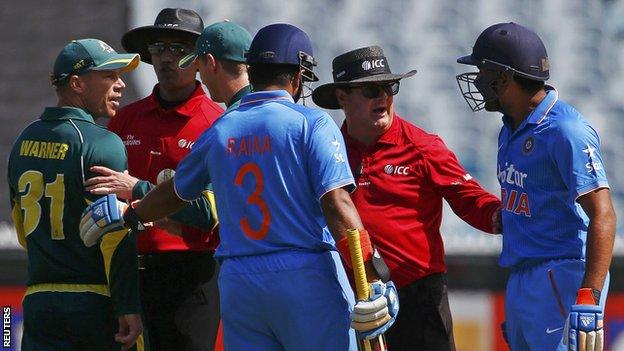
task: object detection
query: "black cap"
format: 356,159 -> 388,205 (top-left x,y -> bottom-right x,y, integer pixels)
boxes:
457,22 -> 549,81
122,8 -> 204,64
312,46 -> 416,109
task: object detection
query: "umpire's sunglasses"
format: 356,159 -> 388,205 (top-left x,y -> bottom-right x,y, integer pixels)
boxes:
147,42 -> 192,57
346,82 -> 400,99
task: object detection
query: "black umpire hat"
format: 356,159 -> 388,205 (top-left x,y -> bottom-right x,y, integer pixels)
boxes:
122,8 -> 204,64
312,46 -> 416,109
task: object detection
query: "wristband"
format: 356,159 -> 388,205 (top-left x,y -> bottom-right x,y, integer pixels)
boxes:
371,247 -> 391,283
576,287 -> 601,305
336,229 -> 373,269
122,204 -> 146,232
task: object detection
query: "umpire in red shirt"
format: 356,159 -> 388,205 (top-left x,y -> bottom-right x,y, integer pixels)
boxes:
313,46 -> 502,351
84,8 -> 223,350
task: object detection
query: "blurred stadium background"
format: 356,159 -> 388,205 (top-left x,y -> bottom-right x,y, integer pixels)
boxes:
1,0 -> 623,350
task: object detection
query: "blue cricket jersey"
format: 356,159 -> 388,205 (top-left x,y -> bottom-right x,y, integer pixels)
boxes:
174,90 -> 355,258
497,87 -> 609,268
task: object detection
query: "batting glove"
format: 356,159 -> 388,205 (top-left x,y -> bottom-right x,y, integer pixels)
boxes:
567,288 -> 603,351
351,280 -> 399,340
80,194 -> 128,247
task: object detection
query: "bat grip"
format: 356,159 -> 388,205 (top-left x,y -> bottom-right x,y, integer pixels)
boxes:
347,229 -> 370,300
347,229 -> 374,351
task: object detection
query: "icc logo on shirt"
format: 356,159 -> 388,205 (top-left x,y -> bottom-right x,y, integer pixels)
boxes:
384,164 -> 410,175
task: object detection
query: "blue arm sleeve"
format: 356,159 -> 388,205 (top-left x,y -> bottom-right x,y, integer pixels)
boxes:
551,118 -> 609,200
305,112 -> 355,199
174,130 -> 213,201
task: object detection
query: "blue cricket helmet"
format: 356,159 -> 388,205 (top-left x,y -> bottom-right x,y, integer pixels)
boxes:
457,22 -> 549,81
246,23 -> 318,82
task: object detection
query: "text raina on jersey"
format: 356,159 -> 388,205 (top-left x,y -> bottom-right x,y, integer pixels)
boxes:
226,135 -> 272,157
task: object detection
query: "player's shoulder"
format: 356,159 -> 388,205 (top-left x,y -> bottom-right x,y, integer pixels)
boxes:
9,119 -> 44,154
283,102 -> 331,124
193,94 -> 225,122
396,115 -> 447,151
547,100 -> 595,136
81,121 -> 125,149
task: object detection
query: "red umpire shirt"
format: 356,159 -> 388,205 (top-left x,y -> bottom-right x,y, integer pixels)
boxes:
343,114 -> 501,288
109,82 -> 223,253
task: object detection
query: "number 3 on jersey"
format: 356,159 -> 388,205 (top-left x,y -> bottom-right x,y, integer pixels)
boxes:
234,162 -> 271,240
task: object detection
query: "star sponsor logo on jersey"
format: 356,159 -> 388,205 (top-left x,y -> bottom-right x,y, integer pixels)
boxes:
498,163 -> 531,217
522,136 -> 535,155
332,138 -> 346,163
497,162 -> 527,189
583,144 -> 603,172
123,134 -> 141,146
383,164 -> 410,175
178,138 -> 195,149
501,187 -> 532,217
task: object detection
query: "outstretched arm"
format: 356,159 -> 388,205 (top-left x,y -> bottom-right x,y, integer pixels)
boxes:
132,178 -> 186,223
424,137 -> 502,234
86,166 -> 217,231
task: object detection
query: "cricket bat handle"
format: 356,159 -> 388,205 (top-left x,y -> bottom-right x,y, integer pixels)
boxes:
347,229 -> 388,351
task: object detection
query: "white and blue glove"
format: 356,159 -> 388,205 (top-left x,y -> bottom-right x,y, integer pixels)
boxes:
566,288 -> 603,351
80,194 -> 128,247
351,280 -> 399,340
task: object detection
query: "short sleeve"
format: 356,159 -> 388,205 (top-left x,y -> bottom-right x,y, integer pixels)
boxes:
87,132 -> 127,173
305,112 -> 355,199
174,129 -> 213,201
551,118 -> 609,200
424,136 -> 501,233
84,130 -> 129,204
424,136 -> 474,189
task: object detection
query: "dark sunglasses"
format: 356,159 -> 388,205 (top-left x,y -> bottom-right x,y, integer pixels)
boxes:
347,82 -> 400,99
147,42 -> 192,56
